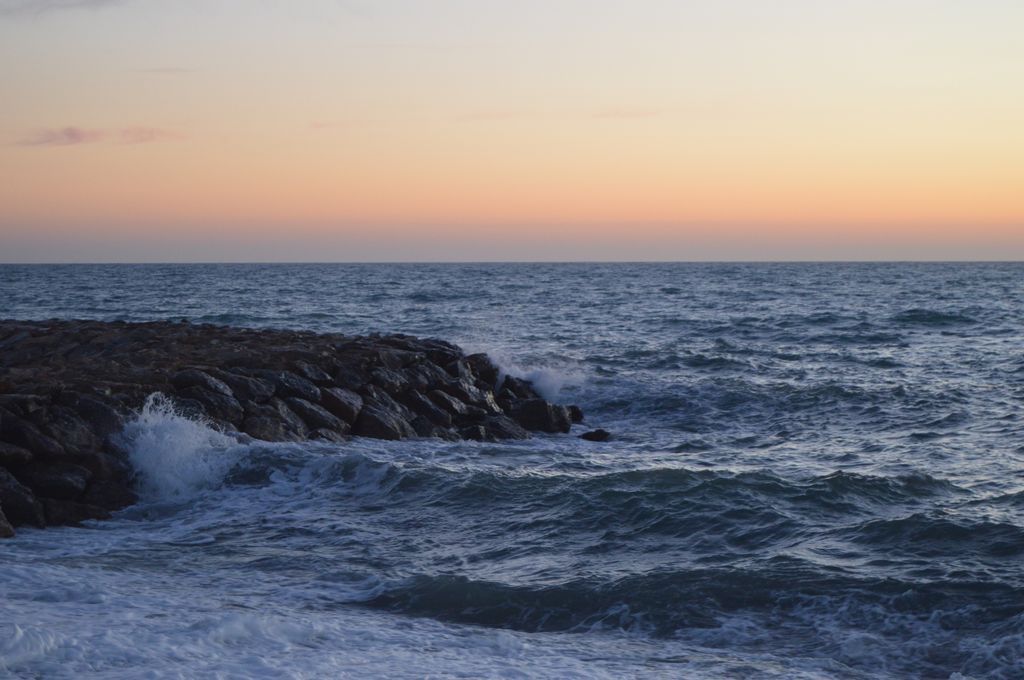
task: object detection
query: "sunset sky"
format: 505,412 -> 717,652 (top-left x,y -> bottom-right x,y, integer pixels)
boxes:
1,0 -> 1021,262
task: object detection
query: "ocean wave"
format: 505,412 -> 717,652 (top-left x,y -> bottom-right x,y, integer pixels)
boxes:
892,309 -> 977,326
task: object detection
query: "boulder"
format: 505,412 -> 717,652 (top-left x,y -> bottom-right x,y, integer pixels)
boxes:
213,370 -> 275,403
0,506 -> 14,538
21,462 -> 92,500
250,370 -> 321,403
369,367 -> 409,396
579,429 -> 611,442
501,376 -> 540,400
0,441 -> 32,467
81,480 -> 138,511
321,387 -> 363,424
399,390 -> 453,427
511,399 -> 572,434
40,406 -> 101,456
353,405 -> 416,441
285,398 -> 348,433
568,405 -> 585,424
61,393 -> 125,438
171,368 -> 234,397
483,415 -> 531,440
176,386 -> 244,424
0,410 -> 65,460
292,360 -> 334,385
0,468 -> 44,527
465,353 -> 501,389
42,498 -> 110,526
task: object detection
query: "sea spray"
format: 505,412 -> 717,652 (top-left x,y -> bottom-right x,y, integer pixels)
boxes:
119,393 -> 243,500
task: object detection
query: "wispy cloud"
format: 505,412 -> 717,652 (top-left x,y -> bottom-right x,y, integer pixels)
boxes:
16,126 -> 181,147
17,127 -> 105,146
0,0 -> 123,17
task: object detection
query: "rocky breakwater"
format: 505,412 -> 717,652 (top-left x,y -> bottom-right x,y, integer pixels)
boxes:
0,319 -> 584,537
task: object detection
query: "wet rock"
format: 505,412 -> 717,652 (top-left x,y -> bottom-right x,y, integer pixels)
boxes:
568,405 -> 585,424
458,424 -> 491,442
510,399 -> 572,434
579,429 -> 611,442
311,428 -> 346,443
81,480 -> 138,511
0,507 -> 14,538
0,441 -> 32,467
370,367 -> 409,396
285,397 -> 348,433
21,462 -> 92,500
501,376 -> 540,400
0,409 -> 65,460
353,404 -> 417,440
483,415 -> 531,440
64,393 -> 125,438
292,360 -> 334,385
320,387 -> 363,424
400,390 -> 453,428
428,390 -> 473,417
40,406 -> 101,456
242,399 -> 308,441
176,386 -> 244,424
0,468 -> 45,527
465,353 -> 500,389
254,370 -> 321,403
171,368 -> 234,397
42,498 -> 110,526
212,370 -> 275,403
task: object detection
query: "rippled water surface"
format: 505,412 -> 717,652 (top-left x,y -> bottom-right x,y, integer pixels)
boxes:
1,263 -> 1023,679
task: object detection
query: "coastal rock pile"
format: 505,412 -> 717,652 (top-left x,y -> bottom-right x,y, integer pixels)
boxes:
0,319 -> 583,536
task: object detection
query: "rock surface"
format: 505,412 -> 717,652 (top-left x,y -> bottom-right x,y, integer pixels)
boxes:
0,319 -> 583,536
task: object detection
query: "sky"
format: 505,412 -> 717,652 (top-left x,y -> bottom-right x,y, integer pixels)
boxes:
0,0 -> 1021,262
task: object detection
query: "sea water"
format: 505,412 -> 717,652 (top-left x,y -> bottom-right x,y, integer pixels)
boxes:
1,262 -> 1022,679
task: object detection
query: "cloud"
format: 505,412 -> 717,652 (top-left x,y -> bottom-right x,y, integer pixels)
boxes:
17,127 -> 105,146
16,126 -> 181,146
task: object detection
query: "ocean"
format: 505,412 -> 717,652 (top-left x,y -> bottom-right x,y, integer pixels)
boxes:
1,262 -> 1022,679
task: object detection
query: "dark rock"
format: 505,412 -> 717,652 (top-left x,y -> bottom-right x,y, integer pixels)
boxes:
40,406 -> 101,456
0,441 -> 32,467
465,353 -> 500,389
67,394 -> 125,438
399,390 -> 453,427
292,360 -> 334,385
410,415 -> 439,438
81,480 -> 138,511
42,498 -> 110,526
22,462 -> 92,500
428,390 -> 472,417
353,405 -> 416,440
171,368 -> 234,397
579,429 -> 611,442
252,370 -> 321,403
321,387 -> 363,424
501,376 -> 540,400
0,409 -> 65,460
241,399 -> 308,441
483,415 -> 531,440
0,468 -> 45,527
568,405 -> 585,424
169,396 -> 206,420
511,399 -> 572,434
176,386 -> 244,424
445,359 -> 473,381
213,370 -> 275,403
0,507 -> 14,538
458,424 -> 491,442
285,398 -> 348,433
311,428 -> 346,443
370,367 -> 409,396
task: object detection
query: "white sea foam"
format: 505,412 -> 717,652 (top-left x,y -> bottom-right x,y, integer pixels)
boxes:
119,393 -> 244,500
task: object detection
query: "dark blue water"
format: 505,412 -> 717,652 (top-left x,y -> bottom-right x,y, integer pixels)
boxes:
2,263 -> 1023,678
